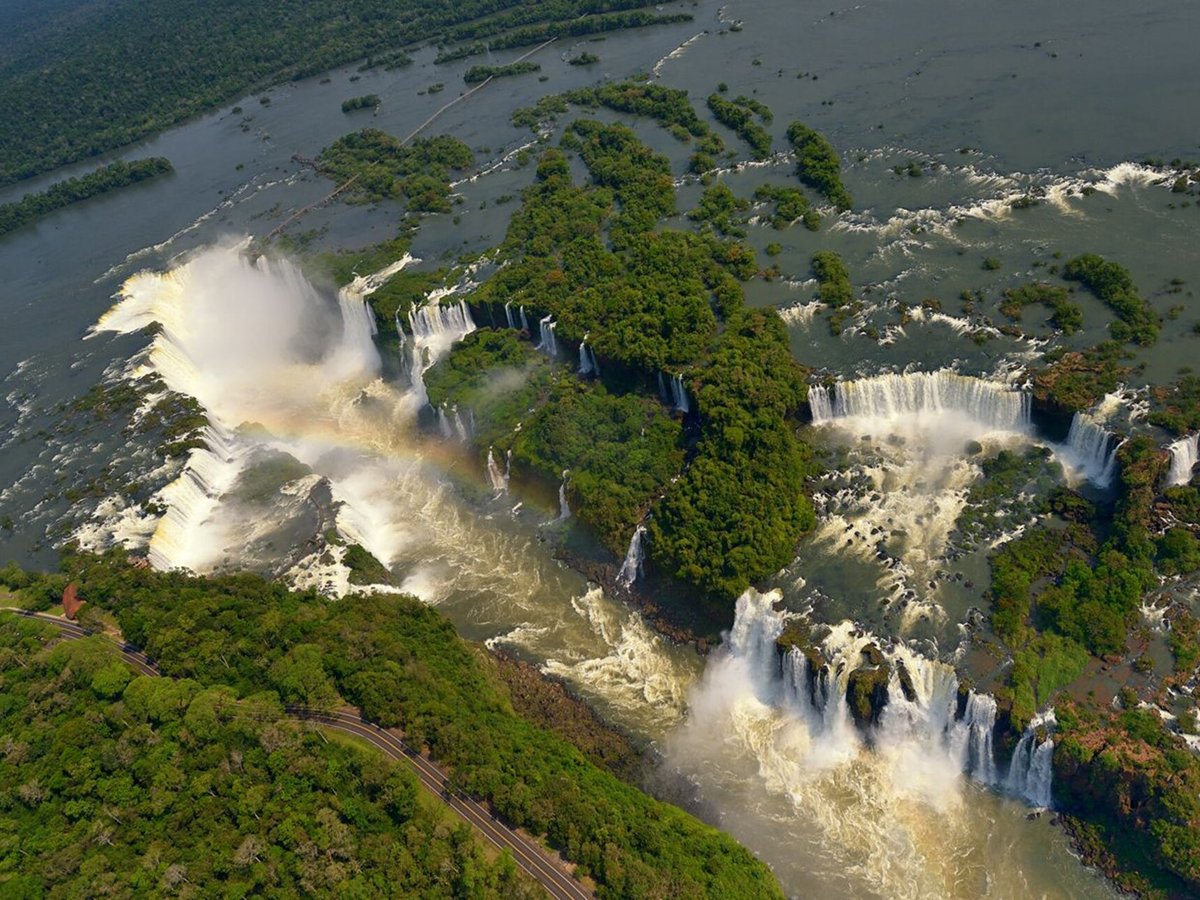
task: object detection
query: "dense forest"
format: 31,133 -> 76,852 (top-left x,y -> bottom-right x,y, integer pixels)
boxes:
0,158 -> 172,240
0,554 -> 784,898
417,111 -> 818,600
0,612 -> 540,897
0,0 -> 668,186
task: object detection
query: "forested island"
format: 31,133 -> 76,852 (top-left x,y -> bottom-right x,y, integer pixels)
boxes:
0,158 -> 173,239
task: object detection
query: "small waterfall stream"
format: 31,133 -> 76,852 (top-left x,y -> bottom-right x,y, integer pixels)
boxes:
1167,434 -> 1199,487
616,525 -> 647,587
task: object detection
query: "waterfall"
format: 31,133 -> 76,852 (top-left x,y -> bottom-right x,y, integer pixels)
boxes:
808,370 -> 1030,432
519,305 -> 531,333
504,301 -> 516,330
719,590 -> 1011,794
1005,710 -> 1056,807
658,371 -> 670,404
452,407 -> 470,442
537,315 -> 558,358
437,407 -> 454,439
486,447 -> 508,493
558,470 -> 571,520
808,384 -> 833,422
616,525 -> 647,588
579,335 -> 598,377
1167,434 -> 1199,487
669,373 -> 690,413
406,299 -> 476,407
1062,413 -> 1119,486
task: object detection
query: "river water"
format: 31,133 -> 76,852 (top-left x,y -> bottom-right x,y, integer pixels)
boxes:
5,0 -> 1199,895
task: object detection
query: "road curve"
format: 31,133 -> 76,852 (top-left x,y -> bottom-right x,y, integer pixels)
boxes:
2,608 -> 592,900
291,708 -> 591,900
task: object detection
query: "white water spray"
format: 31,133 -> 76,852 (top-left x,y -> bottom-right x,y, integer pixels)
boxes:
808,371 -> 1030,433
1005,710 -> 1055,808
487,447 -> 508,493
1167,434 -> 1199,487
1061,412 -> 1119,487
616,524 -> 646,588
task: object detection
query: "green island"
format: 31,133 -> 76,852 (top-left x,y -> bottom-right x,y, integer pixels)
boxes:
464,61 -> 542,84
0,158 -> 173,240
340,93 -> 380,113
0,554 -> 783,898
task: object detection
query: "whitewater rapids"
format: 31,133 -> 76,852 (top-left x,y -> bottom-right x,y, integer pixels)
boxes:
85,242 -> 1110,899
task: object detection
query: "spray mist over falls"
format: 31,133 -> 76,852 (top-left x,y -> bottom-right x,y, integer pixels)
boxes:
667,588 -> 1057,898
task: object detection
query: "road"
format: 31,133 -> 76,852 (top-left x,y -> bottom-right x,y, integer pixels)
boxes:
4,608 -> 591,900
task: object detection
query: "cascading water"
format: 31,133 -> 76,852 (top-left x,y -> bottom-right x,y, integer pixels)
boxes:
406,299 -> 476,405
808,370 -> 1030,432
453,406 -> 470,442
1062,413 -> 1119,486
669,373 -> 689,413
486,447 -> 508,493
519,305 -> 530,333
558,469 -> 571,520
1167,433 -> 1199,487
1005,709 -> 1056,808
579,335 -> 598,377
437,407 -> 454,439
616,524 -> 646,588
504,301 -> 516,330
537,315 -> 558,358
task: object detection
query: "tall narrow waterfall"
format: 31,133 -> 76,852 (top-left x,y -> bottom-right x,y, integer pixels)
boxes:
616,525 -> 647,587
808,370 -> 1030,432
1005,710 -> 1055,807
558,470 -> 571,520
519,305 -> 531,333
669,373 -> 690,413
504,301 -> 516,329
537,315 -> 558,358
486,447 -> 508,493
1063,413 -> 1119,486
1167,434 -> 1199,487
579,335 -> 598,377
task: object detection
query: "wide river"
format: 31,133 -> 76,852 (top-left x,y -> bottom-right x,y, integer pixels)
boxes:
5,1 -> 1199,895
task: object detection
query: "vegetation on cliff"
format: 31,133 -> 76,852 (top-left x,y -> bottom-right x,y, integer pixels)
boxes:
0,612 -> 541,898
427,116 -> 814,600
0,554 -> 785,898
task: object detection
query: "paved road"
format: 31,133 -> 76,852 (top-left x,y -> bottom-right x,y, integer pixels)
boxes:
4,608 -> 591,900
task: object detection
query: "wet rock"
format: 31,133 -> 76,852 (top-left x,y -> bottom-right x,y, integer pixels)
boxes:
846,665 -> 891,729
897,663 -> 918,702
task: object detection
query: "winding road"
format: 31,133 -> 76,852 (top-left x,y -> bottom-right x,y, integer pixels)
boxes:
4,609 -> 592,900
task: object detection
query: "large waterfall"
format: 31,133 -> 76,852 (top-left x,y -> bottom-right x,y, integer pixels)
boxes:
406,299 -> 476,404
1167,434 -> 1199,487
808,370 -> 1031,432
1062,413 -> 1119,487
673,589 -> 1051,819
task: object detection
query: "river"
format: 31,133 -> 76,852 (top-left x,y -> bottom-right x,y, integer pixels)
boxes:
5,0 -> 1199,895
